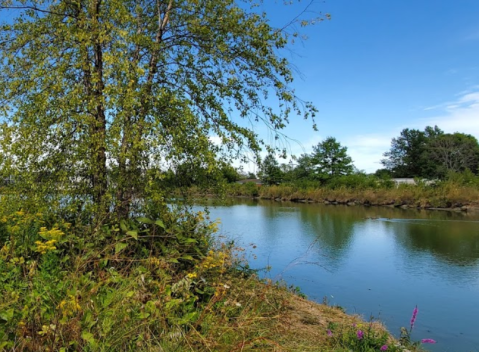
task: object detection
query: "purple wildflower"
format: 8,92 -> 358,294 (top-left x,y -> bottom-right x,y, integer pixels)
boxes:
421,338 -> 436,344
356,330 -> 364,340
380,345 -> 388,351
410,306 -> 418,330
327,329 -> 333,337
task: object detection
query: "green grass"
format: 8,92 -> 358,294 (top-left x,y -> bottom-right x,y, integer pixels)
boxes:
0,201 -> 425,351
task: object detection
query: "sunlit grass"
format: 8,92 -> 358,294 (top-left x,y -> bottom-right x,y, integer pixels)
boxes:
225,180 -> 479,210
0,201 -> 427,351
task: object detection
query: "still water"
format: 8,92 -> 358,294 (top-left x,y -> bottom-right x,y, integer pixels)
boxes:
197,199 -> 479,352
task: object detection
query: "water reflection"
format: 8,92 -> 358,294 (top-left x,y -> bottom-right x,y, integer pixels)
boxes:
199,199 -> 479,352
390,219 -> 479,266
209,199 -> 479,269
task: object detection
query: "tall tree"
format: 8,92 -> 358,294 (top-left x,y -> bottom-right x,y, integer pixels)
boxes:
311,137 -> 354,181
259,154 -> 283,185
292,153 -> 314,180
0,0 -> 321,222
381,126 -> 443,178
428,133 -> 479,176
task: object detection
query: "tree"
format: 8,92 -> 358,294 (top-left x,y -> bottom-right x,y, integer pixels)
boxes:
428,133 -> 479,176
220,163 -> 240,184
259,154 -> 283,185
381,126 -> 443,178
292,153 -> 314,180
381,126 -> 479,179
0,0 -> 320,222
311,137 -> 354,181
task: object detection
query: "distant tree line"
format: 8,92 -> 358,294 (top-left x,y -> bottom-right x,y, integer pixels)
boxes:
153,125 -> 479,188
258,137 -> 355,185
379,126 -> 479,178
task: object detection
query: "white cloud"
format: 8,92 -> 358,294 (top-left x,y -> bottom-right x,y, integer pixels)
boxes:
208,135 -> 223,146
421,90 -> 479,138
345,135 -> 391,173
343,90 -> 479,174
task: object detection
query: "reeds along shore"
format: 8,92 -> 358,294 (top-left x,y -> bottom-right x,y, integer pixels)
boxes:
223,180 -> 479,211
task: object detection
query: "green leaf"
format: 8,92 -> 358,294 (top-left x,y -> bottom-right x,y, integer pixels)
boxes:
178,312 -> 198,325
0,309 -> 14,322
138,312 -> 150,319
155,219 -> 165,228
120,220 -> 128,232
81,331 -> 98,348
126,230 -> 138,240
180,255 -> 194,261
136,217 -> 153,224
115,242 -> 128,254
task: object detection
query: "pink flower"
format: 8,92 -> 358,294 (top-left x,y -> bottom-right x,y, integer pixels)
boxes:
421,338 -> 436,344
356,330 -> 364,339
380,345 -> 388,351
327,329 -> 333,337
410,306 -> 418,330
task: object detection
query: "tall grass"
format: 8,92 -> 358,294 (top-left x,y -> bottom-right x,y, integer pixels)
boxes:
0,194 -> 426,351
226,177 -> 479,209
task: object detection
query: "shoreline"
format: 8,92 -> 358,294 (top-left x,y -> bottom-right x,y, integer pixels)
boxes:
199,193 -> 479,213
262,195 -> 479,213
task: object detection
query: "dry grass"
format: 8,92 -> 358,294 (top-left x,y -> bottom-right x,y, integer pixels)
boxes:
253,183 -> 479,209
183,273 -> 402,352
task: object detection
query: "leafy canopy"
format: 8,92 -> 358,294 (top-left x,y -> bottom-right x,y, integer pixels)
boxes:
259,153 -> 283,185
382,126 -> 479,178
0,0 -> 322,221
311,137 -> 354,181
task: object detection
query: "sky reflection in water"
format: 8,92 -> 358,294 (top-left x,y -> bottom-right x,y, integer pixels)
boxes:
196,199 -> 479,352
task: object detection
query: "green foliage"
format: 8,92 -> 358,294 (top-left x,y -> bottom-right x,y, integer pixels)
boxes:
3,201 -> 358,351
326,320 -> 396,352
382,125 -> 479,179
291,153 -> 315,181
428,133 -> 479,176
445,169 -> 479,186
311,137 -> 354,181
219,163 -> 241,184
0,201 -> 231,351
225,182 -> 260,197
325,173 -> 387,190
0,0 -> 319,222
259,154 -> 284,185
382,127 -> 433,178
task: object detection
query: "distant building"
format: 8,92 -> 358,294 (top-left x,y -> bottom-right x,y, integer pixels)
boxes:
391,178 -> 416,186
391,178 -> 437,187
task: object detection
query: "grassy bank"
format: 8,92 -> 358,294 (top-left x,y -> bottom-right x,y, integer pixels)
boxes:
225,178 -> 479,210
1,200 -> 426,351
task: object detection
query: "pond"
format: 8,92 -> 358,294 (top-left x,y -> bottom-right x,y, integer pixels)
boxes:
196,198 -> 479,352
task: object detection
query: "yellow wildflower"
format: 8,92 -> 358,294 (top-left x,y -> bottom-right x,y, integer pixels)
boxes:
35,239 -> 57,254
58,295 -> 81,319
187,272 -> 197,279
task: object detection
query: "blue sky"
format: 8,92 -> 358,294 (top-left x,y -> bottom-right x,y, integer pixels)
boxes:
249,0 -> 479,173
